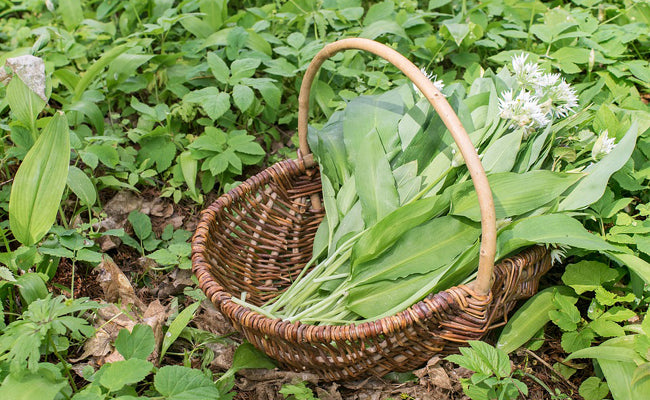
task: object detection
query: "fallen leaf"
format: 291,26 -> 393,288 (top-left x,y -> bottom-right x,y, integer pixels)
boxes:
96,257 -> 144,309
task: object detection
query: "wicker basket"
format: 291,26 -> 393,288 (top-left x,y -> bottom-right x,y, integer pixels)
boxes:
192,38 -> 552,381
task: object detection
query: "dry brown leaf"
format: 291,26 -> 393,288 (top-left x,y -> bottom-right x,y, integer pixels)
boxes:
96,257 -> 144,309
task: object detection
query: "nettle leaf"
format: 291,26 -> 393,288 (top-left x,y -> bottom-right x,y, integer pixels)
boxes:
561,329 -> 595,353
561,260 -> 618,294
588,319 -> 625,338
154,365 -> 221,400
594,286 -> 636,306
98,358 -> 153,392
9,113 -> 70,246
115,324 -> 155,360
232,84 -> 255,112
183,88 -> 230,120
128,211 -> 152,241
550,291 -> 581,332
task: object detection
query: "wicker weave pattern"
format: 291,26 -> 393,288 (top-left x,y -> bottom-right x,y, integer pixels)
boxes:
192,158 -> 552,381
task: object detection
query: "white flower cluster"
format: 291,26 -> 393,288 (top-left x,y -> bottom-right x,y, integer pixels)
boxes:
413,67 -> 445,97
591,130 -> 616,160
499,54 -> 578,134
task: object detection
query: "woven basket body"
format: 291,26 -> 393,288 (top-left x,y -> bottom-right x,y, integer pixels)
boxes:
192,158 -> 552,381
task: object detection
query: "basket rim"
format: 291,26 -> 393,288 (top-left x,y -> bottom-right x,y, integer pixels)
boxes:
192,158 -> 549,345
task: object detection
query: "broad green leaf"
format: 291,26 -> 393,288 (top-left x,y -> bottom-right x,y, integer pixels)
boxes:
155,365 -> 222,400
9,113 -> 70,246
183,88 -> 230,120
6,73 -> 46,135
451,171 -> 583,222
600,358 -> 645,400
229,58 -> 261,85
442,22 -> 470,46
480,129 -> 523,173
560,121 -> 638,211
467,341 -> 511,378
561,329 -> 595,353
58,0 -> 84,30
67,166 -> 97,206
217,342 -> 275,383
496,214 -> 618,258
16,273 -> 48,305
351,195 -> 445,266
579,377 -> 609,400
232,84 -> 254,112
561,260 -> 618,294
497,286 -> 573,354
85,143 -> 119,168
632,363 -> 650,394
0,366 -> 67,400
351,216 -> 479,285
99,359 -> 153,392
116,324 -> 155,360
589,319 -> 625,338
207,52 -> 229,84
160,302 -> 200,361
137,135 -> 176,172
128,211 -> 152,241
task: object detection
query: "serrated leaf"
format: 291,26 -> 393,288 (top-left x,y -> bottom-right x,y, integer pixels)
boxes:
9,113 -> 70,246
589,319 -> 625,337
561,329 -> 595,353
116,324 -> 155,360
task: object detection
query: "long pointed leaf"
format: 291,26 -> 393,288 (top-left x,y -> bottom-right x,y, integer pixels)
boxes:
9,112 -> 70,245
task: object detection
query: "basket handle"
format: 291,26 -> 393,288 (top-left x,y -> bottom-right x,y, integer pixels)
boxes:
297,38 -> 496,296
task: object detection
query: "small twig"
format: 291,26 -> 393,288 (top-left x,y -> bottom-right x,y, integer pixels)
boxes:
521,348 -> 577,391
0,178 -> 13,186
